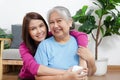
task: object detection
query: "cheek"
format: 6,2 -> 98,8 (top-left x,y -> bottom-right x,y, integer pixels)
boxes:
42,27 -> 48,37
49,26 -> 53,31
43,27 -> 47,34
29,31 -> 35,38
62,24 -> 70,30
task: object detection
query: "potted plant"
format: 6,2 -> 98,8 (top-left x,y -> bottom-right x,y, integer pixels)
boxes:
0,28 -> 12,49
72,0 -> 120,76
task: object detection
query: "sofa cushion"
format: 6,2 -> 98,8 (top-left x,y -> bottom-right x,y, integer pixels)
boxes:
2,49 -> 21,60
10,24 -> 22,49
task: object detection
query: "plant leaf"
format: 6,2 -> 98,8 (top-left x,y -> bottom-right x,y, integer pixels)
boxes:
0,28 -> 12,49
95,9 -> 103,18
80,5 -> 88,16
72,5 -> 88,22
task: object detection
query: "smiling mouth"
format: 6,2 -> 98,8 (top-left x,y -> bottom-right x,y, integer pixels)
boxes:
54,28 -> 62,33
37,33 -> 45,38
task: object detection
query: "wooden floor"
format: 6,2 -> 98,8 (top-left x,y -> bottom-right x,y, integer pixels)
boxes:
2,65 -> 21,80
89,70 -> 120,80
3,72 -> 18,80
2,70 -> 120,80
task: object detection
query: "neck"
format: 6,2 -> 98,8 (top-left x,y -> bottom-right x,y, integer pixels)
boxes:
35,41 -> 40,46
54,34 -> 70,44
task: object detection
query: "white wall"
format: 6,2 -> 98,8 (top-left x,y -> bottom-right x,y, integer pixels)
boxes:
0,0 -> 120,65
0,0 -> 93,31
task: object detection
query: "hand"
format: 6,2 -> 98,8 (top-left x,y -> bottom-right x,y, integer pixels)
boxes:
63,70 -> 87,80
63,66 -> 88,80
77,46 -> 93,61
81,76 -> 88,80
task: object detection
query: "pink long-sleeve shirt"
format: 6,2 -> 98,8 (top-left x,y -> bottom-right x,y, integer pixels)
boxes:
70,30 -> 88,47
18,42 -> 39,80
18,30 -> 88,80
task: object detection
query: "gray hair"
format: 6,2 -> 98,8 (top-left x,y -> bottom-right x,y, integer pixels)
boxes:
47,6 -> 72,21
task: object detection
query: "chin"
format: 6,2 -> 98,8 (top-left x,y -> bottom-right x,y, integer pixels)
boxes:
40,37 -> 45,41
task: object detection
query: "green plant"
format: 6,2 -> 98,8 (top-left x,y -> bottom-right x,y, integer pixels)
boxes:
0,28 -> 12,49
72,0 -> 120,60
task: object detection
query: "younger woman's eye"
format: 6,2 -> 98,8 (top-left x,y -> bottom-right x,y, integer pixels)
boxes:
39,24 -> 45,28
30,27 -> 36,30
39,24 -> 43,27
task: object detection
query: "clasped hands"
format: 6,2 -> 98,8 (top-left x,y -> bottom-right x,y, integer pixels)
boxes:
63,65 -> 88,80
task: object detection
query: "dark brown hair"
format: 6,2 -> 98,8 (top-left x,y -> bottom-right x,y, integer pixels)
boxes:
22,12 -> 49,56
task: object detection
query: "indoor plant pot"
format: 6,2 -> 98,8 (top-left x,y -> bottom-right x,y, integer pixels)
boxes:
95,58 -> 108,76
72,0 -> 120,76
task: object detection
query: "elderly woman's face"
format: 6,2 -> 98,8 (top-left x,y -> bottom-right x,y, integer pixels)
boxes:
49,11 -> 72,38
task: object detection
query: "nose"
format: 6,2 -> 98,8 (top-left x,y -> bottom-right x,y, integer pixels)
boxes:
37,27 -> 41,33
54,22 -> 59,28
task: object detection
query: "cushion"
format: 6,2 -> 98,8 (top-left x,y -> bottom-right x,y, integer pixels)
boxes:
10,24 -> 22,49
2,49 -> 21,60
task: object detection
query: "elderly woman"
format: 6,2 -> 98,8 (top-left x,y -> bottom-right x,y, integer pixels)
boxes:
35,6 -> 96,80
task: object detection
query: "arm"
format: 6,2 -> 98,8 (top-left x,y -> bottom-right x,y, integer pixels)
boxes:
77,47 -> 96,76
79,58 -> 87,68
35,75 -> 63,80
35,69 -> 87,80
38,65 -> 66,76
19,42 -> 39,75
70,30 -> 88,68
70,30 -> 95,76
79,58 -> 88,80
19,42 -> 65,76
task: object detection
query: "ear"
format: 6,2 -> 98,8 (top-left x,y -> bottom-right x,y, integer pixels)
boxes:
69,19 -> 73,27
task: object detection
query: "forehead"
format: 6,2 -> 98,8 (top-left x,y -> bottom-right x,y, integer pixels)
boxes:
49,11 -> 64,20
30,19 -> 43,23
29,19 -> 44,26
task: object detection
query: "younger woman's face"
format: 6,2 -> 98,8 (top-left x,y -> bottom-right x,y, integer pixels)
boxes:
28,19 -> 47,43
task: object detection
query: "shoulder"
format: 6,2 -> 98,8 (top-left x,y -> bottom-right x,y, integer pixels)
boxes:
79,32 -> 88,39
70,36 -> 77,42
19,42 -> 29,52
70,30 -> 88,47
19,42 -> 31,55
19,42 -> 27,49
79,32 -> 88,37
70,30 -> 88,38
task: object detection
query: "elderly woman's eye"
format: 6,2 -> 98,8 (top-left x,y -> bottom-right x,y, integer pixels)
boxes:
49,21 -> 54,24
57,20 -> 62,23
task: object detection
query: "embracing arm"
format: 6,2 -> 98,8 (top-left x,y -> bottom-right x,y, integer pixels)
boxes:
19,42 -> 39,75
37,65 -> 65,76
70,30 -> 88,68
70,30 -> 96,75
77,47 -> 96,76
86,54 -> 96,76
19,42 -> 65,76
35,69 -> 87,80
35,75 -> 63,80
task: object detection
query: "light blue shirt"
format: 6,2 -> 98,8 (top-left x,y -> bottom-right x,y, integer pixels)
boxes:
34,36 -> 79,70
